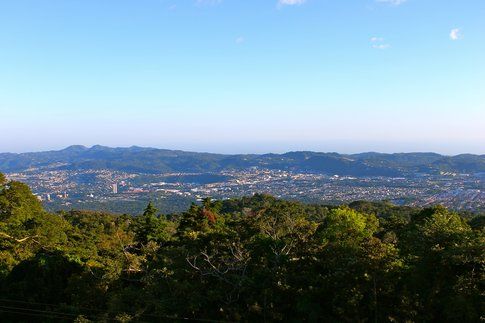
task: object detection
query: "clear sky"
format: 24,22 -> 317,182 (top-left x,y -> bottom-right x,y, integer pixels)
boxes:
0,0 -> 484,154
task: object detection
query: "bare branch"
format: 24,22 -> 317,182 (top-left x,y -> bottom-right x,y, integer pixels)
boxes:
0,231 -> 39,243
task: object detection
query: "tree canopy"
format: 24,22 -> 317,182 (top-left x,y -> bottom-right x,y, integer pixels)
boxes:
0,173 -> 483,322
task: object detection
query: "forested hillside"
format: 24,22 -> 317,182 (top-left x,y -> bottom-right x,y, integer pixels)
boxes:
1,145 -> 484,176
0,172 -> 483,322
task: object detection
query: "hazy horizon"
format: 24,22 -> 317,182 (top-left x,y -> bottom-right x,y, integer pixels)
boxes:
2,142 -> 483,156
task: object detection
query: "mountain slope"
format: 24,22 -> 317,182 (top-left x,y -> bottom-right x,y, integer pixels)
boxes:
1,146 -> 484,176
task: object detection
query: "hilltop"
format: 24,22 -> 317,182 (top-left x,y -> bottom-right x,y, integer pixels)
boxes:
1,145 -> 484,176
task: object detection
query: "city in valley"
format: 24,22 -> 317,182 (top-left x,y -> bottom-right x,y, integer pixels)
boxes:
6,167 -> 484,214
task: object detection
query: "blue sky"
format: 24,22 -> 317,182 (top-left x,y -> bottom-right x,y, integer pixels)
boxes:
0,0 -> 484,154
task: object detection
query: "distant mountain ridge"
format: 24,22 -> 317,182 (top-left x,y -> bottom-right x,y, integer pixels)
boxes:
0,145 -> 484,176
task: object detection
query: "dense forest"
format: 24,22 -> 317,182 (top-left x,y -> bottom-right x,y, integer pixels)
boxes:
0,172 -> 483,322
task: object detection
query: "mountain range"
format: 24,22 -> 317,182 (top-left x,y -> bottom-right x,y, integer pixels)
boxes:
1,145 -> 484,177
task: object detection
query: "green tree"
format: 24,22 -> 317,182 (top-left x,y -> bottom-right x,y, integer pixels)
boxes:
0,180 -> 68,276
400,206 -> 483,321
317,207 -> 379,245
133,202 -> 172,245
0,173 -> 6,187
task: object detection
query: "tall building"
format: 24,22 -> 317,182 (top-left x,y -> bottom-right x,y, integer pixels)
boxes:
112,183 -> 118,194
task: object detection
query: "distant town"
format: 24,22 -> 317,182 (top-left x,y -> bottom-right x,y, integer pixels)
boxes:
6,167 -> 484,214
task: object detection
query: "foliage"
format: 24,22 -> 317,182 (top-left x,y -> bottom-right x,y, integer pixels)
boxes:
0,172 -> 483,322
